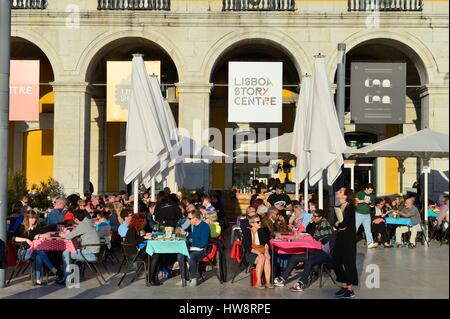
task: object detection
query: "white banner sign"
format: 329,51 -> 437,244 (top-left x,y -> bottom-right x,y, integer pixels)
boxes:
228,62 -> 283,123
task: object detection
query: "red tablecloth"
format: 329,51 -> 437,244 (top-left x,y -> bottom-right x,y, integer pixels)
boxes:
270,235 -> 323,254
29,238 -> 78,254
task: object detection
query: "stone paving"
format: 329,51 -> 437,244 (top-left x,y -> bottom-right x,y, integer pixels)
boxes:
1,239 -> 448,299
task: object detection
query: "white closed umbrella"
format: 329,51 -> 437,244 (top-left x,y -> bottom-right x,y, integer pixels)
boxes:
124,54 -> 166,211
305,55 -> 347,186
291,75 -> 312,208
304,55 -> 347,209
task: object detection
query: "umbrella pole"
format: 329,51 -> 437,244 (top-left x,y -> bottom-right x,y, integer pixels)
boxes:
133,178 -> 139,214
398,159 -> 405,195
304,178 -> 309,212
318,179 -> 324,210
295,182 -> 299,200
423,159 -> 429,242
151,178 -> 156,202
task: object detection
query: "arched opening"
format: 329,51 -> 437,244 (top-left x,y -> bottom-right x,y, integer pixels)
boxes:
10,37 -> 55,188
209,39 -> 301,189
337,39 -> 428,195
85,37 -> 179,193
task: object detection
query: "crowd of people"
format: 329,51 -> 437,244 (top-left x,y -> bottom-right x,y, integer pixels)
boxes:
7,181 -> 449,298
9,188 -> 227,287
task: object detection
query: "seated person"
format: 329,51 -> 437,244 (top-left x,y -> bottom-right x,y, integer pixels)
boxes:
372,198 -> 393,248
240,206 -> 257,232
13,209 -> 63,286
274,209 -> 333,288
263,207 -> 288,238
123,213 -> 160,286
178,203 -> 195,231
176,210 -> 210,287
118,208 -> 133,238
288,205 -> 308,232
267,184 -> 292,223
395,198 -> 422,249
95,211 -> 112,248
47,197 -> 67,225
58,210 -> 101,284
242,215 -> 273,289
205,211 -> 222,239
436,196 -> 449,232
154,192 -> 182,228
12,196 -> 29,232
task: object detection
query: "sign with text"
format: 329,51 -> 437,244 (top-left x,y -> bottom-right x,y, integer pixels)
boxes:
228,62 -> 283,123
351,62 -> 406,124
9,60 -> 40,121
107,61 -> 161,122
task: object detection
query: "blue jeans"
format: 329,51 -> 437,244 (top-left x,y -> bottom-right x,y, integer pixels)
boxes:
177,250 -> 205,280
280,254 -> 306,280
33,250 -> 55,281
355,213 -> 374,244
62,249 -> 97,278
299,250 -> 332,284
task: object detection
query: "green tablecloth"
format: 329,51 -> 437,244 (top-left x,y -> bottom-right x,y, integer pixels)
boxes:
145,239 -> 190,257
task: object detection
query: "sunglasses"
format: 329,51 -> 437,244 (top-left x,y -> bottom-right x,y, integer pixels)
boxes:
313,215 -> 320,218
252,221 -> 261,224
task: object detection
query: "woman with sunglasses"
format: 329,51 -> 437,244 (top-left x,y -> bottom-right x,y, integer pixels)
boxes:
242,215 -> 273,289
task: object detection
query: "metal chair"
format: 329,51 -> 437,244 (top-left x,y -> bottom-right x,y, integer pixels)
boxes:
117,243 -> 148,287
78,243 -> 108,285
6,241 -> 35,286
198,238 -> 225,284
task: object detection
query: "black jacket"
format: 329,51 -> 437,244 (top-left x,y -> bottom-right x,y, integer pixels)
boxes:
242,227 -> 270,254
154,204 -> 182,228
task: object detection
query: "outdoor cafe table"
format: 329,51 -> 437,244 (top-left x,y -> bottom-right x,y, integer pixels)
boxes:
29,237 -> 78,254
385,217 -> 413,227
144,238 -> 190,286
269,234 -> 323,283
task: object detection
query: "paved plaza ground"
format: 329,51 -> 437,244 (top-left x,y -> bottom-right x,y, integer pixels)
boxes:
1,232 -> 448,300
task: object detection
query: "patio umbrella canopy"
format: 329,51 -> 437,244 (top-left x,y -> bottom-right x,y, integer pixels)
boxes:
354,129 -> 449,159
352,128 -> 449,236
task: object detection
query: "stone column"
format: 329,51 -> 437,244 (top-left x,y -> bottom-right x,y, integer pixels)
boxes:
419,84 -> 449,200
90,98 -> 105,195
176,82 -> 213,190
52,81 -> 92,195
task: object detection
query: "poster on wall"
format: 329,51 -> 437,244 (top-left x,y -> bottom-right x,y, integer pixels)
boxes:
228,62 -> 283,123
9,60 -> 40,122
107,61 -> 161,122
350,62 -> 406,124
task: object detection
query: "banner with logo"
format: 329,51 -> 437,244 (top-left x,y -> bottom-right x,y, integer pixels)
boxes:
107,61 -> 161,122
228,62 -> 283,123
9,60 -> 40,121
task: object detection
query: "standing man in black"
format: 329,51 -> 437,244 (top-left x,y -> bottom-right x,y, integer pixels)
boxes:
267,184 -> 292,224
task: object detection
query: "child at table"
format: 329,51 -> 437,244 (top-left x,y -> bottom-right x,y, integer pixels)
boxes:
13,210 -> 64,286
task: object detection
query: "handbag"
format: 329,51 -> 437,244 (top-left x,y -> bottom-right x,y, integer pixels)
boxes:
17,244 -> 30,261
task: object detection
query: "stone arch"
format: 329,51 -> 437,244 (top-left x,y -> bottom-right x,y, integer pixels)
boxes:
202,30 -> 311,83
328,30 -> 439,85
76,30 -> 185,82
11,29 -> 62,81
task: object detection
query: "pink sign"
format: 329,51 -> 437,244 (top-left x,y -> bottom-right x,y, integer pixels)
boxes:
9,60 -> 40,121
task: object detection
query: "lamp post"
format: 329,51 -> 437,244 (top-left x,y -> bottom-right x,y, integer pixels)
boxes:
0,0 -> 11,288
336,43 -> 346,134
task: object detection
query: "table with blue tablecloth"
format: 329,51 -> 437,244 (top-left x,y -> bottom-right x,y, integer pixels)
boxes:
143,238 -> 190,287
385,217 -> 413,227
144,239 -> 190,257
